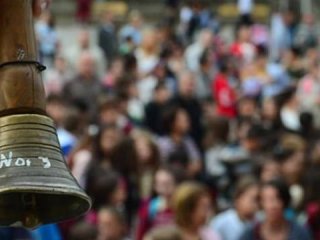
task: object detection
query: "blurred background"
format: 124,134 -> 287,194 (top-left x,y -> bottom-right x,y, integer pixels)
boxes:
3,0 -> 320,239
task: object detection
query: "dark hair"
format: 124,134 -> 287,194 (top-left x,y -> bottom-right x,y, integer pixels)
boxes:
162,106 -> 186,134
245,123 -> 265,140
261,179 -> 291,208
99,97 -> 119,113
256,44 -> 269,58
234,176 -> 258,200
111,137 -> 139,176
85,168 -> 121,210
154,82 -> 168,92
92,124 -> 121,163
204,117 -> 230,147
218,56 -> 230,73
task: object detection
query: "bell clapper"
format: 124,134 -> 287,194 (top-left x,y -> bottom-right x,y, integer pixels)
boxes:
22,193 -> 41,229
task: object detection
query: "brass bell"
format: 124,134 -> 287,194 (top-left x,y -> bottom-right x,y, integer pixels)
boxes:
0,0 -> 91,228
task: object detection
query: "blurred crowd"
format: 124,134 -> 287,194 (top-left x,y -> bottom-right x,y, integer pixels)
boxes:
6,0 -> 320,239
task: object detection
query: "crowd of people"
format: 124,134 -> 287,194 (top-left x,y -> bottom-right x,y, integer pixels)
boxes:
8,0 -> 320,239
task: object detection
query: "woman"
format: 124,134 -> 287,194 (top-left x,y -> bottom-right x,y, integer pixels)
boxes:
136,167 -> 180,240
210,176 -> 259,240
157,106 -> 202,178
133,130 -> 160,200
173,182 -> 221,240
240,179 -> 311,240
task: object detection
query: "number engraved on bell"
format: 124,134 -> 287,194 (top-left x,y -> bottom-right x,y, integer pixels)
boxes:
0,152 -> 51,168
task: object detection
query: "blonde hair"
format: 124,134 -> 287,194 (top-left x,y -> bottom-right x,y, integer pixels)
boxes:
172,182 -> 209,228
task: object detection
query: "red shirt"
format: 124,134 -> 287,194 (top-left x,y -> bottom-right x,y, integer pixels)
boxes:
212,73 -> 237,118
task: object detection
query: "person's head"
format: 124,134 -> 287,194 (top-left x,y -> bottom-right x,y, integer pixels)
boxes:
173,182 -> 211,229
141,27 -> 158,53
46,94 -> 67,126
238,96 -> 257,118
111,137 -> 139,176
262,97 -> 279,121
144,226 -> 182,240
307,60 -> 320,78
282,10 -> 295,26
178,71 -> 196,97
204,117 -> 230,147
255,44 -> 268,68
154,166 -> 180,199
234,176 -> 259,220
163,106 -> 190,135
153,82 -> 170,103
68,221 -> 98,240
95,125 -> 122,159
241,123 -> 265,152
109,57 -> 124,78
78,29 -> 91,49
100,10 -> 114,24
132,130 -> 160,167
54,55 -> 67,72
129,9 -> 143,28
236,24 -> 251,42
86,169 -> 127,210
197,29 -> 213,48
77,51 -> 96,79
277,134 -> 306,185
260,179 -> 291,222
97,207 -> 126,240
256,158 -> 281,183
99,98 -> 120,126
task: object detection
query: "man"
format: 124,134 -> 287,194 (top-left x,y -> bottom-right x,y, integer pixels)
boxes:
170,71 -> 203,148
63,51 -> 106,123
65,29 -> 106,79
98,11 -> 118,65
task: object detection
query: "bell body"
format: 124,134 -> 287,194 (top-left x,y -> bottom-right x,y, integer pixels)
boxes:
0,0 -> 91,228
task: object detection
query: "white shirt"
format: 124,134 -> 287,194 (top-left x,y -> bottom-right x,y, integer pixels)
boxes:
238,0 -> 253,14
211,209 -> 252,240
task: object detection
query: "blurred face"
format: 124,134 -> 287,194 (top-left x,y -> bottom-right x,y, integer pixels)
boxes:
261,161 -> 281,182
282,151 -> 305,184
239,99 -> 256,117
46,102 -> 65,126
135,137 -> 152,164
262,99 -> 277,120
100,108 -> 119,126
238,26 -> 251,42
54,57 -> 66,72
78,31 -> 90,49
200,31 -> 213,48
78,54 -> 96,79
154,170 -> 176,198
100,129 -> 120,155
173,110 -> 190,134
111,180 -> 127,206
236,186 -> 259,220
154,87 -> 170,103
98,211 -> 124,240
261,186 -> 284,222
111,60 -> 124,78
142,30 -> 157,51
179,73 -> 195,97
191,195 -> 212,227
131,15 -> 142,28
